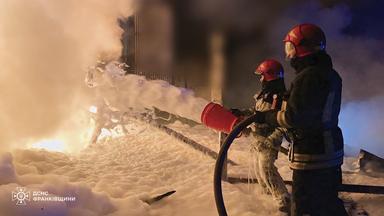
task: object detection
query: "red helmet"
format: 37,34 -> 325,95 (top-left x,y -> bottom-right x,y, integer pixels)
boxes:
255,59 -> 284,81
284,23 -> 326,58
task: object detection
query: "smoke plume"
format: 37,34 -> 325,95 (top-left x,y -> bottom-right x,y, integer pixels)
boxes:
0,0 -> 133,151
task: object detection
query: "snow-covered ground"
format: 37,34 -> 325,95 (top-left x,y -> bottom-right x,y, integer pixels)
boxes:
0,119 -> 383,216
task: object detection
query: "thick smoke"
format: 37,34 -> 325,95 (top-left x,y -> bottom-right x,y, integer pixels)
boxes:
267,1 -> 384,156
339,96 -> 384,157
0,0 -> 133,151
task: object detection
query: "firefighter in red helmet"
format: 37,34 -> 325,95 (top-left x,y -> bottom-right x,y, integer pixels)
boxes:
232,59 -> 290,212
253,23 -> 348,215
252,59 -> 290,212
255,59 -> 284,82
284,23 -> 326,59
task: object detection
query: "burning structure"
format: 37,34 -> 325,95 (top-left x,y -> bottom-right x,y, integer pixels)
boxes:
0,0 -> 384,216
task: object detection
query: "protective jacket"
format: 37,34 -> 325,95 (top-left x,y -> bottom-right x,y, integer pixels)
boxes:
265,51 -> 344,170
249,84 -> 290,211
251,90 -> 285,150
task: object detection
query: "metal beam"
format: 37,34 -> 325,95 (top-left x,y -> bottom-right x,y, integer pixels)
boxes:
227,176 -> 384,194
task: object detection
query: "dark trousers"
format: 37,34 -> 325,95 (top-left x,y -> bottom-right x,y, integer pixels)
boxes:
291,167 -> 348,216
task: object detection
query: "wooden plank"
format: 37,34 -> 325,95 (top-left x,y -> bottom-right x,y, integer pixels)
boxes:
141,190 -> 176,205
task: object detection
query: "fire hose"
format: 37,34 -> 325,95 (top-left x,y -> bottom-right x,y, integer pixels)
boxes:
213,113 -> 384,216
213,113 -> 260,216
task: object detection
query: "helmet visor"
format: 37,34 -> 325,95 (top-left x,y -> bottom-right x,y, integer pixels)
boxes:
285,41 -> 296,59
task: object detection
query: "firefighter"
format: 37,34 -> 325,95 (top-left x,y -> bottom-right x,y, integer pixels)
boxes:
253,24 -> 348,215
249,59 -> 290,212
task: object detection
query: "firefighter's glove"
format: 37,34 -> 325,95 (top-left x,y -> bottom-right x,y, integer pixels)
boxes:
230,108 -> 243,117
253,111 -> 266,124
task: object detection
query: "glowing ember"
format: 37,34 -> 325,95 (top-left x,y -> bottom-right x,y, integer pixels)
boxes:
31,139 -> 66,152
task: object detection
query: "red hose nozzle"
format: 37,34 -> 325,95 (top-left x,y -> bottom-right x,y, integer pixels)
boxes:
201,102 -> 239,134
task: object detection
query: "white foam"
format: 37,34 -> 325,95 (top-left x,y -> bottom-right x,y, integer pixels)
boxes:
87,62 -> 210,123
